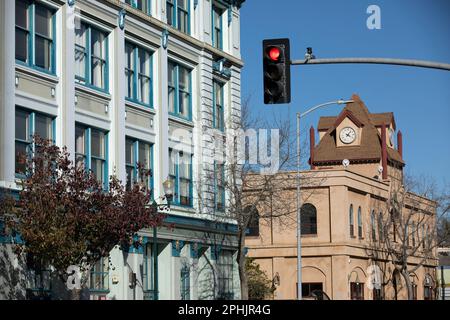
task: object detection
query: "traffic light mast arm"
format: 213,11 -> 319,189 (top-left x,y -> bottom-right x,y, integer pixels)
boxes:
291,57 -> 450,71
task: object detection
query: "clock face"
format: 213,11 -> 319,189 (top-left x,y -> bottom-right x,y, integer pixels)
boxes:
339,127 -> 356,144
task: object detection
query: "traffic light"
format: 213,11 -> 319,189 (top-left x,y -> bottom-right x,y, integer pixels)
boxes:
263,38 -> 291,104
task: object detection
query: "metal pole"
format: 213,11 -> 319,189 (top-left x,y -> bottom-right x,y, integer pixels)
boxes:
441,266 -> 445,300
291,57 -> 450,71
294,99 -> 353,301
153,226 -> 158,300
296,112 -> 302,300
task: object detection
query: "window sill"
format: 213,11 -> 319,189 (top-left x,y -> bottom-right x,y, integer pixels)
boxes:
15,63 -> 59,84
301,234 -> 318,238
75,83 -> 111,101
126,99 -> 156,115
168,114 -> 193,127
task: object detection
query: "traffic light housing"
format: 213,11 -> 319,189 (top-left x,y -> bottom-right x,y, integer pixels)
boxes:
263,38 -> 291,104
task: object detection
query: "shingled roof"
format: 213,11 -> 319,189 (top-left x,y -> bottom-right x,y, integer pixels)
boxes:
312,95 -> 404,166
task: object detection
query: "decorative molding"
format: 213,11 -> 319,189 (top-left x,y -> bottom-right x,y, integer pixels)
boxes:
119,8 -> 126,30
213,58 -> 231,78
162,29 -> 169,49
172,240 -> 186,257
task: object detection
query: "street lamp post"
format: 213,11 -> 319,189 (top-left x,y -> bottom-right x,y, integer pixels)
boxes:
296,99 -> 353,300
149,178 -> 174,300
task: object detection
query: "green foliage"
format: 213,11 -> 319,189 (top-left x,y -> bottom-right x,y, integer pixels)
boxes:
245,258 -> 275,300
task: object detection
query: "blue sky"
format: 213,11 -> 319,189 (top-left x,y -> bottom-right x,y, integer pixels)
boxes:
239,0 -> 450,187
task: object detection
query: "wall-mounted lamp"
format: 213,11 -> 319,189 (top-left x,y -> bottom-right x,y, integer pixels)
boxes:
119,9 -> 126,30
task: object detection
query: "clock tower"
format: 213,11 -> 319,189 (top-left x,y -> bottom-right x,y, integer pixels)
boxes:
310,94 -> 404,181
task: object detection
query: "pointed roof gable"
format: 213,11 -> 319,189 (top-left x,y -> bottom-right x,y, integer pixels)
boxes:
312,94 -> 404,166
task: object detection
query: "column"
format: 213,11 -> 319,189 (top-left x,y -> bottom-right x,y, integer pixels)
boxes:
0,0 -> 16,184
58,4 -> 76,158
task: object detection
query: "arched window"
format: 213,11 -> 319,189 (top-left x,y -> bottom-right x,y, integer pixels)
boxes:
405,223 -> 409,247
357,207 -> 363,238
245,206 -> 260,237
421,225 -> 425,249
301,203 -> 317,235
378,212 -> 383,241
371,210 -> 376,241
349,205 -> 354,237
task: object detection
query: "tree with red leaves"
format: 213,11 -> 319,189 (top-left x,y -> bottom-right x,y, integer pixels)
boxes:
1,136 -> 164,299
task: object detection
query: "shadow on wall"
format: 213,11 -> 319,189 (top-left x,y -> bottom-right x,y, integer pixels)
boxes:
0,245 -> 27,300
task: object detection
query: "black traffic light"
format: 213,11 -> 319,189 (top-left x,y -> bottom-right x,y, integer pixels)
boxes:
263,38 -> 291,104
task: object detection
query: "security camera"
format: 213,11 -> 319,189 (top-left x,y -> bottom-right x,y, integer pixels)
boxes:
378,166 -> 383,174
305,47 -> 316,60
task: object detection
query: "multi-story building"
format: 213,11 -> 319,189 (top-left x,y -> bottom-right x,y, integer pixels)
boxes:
245,95 -> 438,300
0,0 -> 245,300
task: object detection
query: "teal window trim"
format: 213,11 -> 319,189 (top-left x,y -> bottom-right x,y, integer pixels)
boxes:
214,162 -> 225,212
15,107 -> 56,178
15,0 -> 56,75
125,0 -> 152,15
28,268 -> 52,294
125,137 -> 154,195
75,22 -> 109,93
167,0 -> 191,35
75,124 -> 109,190
180,265 -> 190,300
168,61 -> 192,121
211,2 -> 224,50
212,80 -> 225,131
169,149 -> 193,208
125,41 -> 154,108
89,257 -> 110,293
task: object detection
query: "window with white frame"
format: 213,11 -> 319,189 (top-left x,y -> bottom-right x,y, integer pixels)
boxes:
75,125 -> 108,187
15,0 -> 56,73
168,61 -> 192,120
125,41 -> 153,106
75,23 -> 109,91
212,3 -> 224,50
213,81 -> 225,131
217,250 -> 234,300
125,0 -> 151,15
15,108 -> 54,176
169,149 -> 192,207
166,0 -> 190,34
125,137 -> 153,191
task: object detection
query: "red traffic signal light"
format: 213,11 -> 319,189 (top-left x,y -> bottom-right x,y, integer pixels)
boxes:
267,47 -> 281,62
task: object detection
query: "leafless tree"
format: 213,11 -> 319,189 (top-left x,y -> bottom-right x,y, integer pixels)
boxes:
193,98 -> 320,300
366,171 -> 449,300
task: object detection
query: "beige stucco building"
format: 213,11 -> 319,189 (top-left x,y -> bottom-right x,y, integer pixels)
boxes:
245,95 -> 438,300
